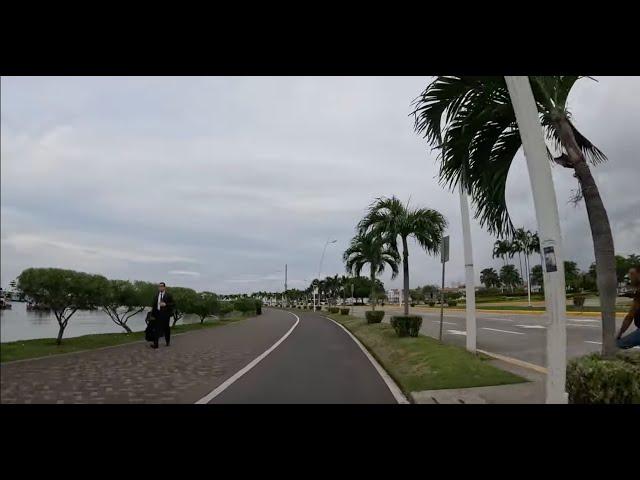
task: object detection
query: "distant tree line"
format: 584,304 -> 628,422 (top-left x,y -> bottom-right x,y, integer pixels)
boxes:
16,268 -> 261,345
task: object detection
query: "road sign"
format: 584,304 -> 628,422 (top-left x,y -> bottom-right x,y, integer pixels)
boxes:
441,235 -> 450,263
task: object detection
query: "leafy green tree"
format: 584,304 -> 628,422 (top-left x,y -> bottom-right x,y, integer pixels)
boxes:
409,288 -> 425,303
413,75 -> 618,354
192,292 -> 219,323
564,261 -> 580,292
421,284 -> 439,300
531,264 -> 544,287
17,268 -> 109,344
169,287 -> 199,326
101,279 -> 148,333
358,196 -> 446,315
343,231 -> 400,311
499,264 -> 522,292
480,267 -> 501,288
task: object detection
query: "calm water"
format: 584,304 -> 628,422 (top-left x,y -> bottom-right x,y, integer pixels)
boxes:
0,301 -> 203,342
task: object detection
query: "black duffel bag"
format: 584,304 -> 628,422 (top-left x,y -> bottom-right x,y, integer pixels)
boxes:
144,312 -> 157,342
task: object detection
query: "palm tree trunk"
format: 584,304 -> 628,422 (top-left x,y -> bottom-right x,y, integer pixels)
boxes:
556,116 -> 617,356
518,252 -> 524,287
402,236 -> 410,316
370,267 -> 376,312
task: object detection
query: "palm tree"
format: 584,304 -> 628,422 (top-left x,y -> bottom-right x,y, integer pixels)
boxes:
492,239 -> 510,267
500,264 -> 522,292
413,76 -> 617,355
480,267 -> 500,289
343,231 -> 400,311
358,196 -> 446,316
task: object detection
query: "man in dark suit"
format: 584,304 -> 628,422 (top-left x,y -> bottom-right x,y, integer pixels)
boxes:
151,282 -> 175,349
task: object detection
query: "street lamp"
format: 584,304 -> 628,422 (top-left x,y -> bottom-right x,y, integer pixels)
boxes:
505,76 -> 567,404
314,238 -> 337,310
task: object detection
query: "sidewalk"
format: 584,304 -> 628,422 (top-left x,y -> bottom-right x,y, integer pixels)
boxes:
0,309 -> 295,404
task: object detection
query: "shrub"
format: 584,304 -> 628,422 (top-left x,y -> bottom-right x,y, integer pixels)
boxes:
328,307 -> 339,314
566,353 -> 640,404
234,297 -> 257,315
410,303 -> 416,307
340,308 -> 350,315
573,294 -> 586,308
315,306 -> 322,311
218,301 -> 235,318
390,315 -> 423,337
255,300 -> 262,315
365,310 -> 385,324
448,300 -> 457,307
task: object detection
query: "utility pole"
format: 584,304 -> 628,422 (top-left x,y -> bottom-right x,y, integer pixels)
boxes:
459,186 -> 476,352
439,235 -> 450,341
505,76 -> 567,404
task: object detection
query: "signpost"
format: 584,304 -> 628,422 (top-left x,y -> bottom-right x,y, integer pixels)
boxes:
439,235 -> 450,341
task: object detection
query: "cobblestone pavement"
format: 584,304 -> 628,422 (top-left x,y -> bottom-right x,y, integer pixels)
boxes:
0,309 -> 296,404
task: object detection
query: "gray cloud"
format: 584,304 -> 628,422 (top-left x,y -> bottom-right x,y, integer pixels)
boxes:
2,76 -> 638,294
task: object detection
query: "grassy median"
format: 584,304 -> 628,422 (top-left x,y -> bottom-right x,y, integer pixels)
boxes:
327,313 -> 526,395
0,315 -> 247,363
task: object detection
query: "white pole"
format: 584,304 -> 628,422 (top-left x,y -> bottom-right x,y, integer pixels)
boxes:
505,76 -> 568,404
459,185 -> 476,352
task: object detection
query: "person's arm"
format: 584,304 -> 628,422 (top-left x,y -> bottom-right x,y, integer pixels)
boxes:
617,298 -> 639,339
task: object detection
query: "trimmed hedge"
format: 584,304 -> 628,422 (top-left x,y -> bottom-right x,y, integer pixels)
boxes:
567,353 -> 640,404
340,308 -> 350,315
428,301 -> 435,307
448,300 -> 457,307
315,306 -> 322,311
365,310 -> 385,324
328,307 -> 339,314
390,315 -> 423,337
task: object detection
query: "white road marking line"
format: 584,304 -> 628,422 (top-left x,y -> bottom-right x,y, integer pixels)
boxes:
447,329 -> 467,336
481,327 -> 524,335
515,324 -> 546,329
568,318 -> 599,323
567,323 -> 599,328
432,320 -> 457,326
323,315 -> 409,404
482,317 -> 515,322
585,341 -> 602,345
195,311 -> 300,404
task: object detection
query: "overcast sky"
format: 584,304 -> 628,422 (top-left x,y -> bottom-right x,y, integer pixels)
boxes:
1,76 -> 638,294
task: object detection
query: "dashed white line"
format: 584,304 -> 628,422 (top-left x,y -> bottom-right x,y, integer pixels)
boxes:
482,317 -> 515,323
567,323 -> 599,328
585,340 -> 602,345
432,320 -> 457,326
515,324 -> 546,329
447,329 -> 467,336
481,327 -> 524,335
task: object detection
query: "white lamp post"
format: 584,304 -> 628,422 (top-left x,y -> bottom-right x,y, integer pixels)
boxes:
314,238 -> 336,310
459,185 -> 476,353
505,76 -> 568,404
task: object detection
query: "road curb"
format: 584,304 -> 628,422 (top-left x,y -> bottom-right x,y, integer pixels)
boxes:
322,315 -> 410,404
477,349 -> 548,374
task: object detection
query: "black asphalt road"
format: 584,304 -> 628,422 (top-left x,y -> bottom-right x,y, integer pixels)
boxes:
210,309 -> 397,404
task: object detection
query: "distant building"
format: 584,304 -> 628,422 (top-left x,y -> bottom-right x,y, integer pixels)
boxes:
386,289 -> 402,303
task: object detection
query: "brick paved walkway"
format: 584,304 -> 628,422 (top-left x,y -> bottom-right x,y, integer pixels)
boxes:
0,309 -> 295,404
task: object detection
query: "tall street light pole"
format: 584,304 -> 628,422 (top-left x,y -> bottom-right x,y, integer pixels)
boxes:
505,76 -> 567,404
314,238 -> 336,310
459,185 -> 476,353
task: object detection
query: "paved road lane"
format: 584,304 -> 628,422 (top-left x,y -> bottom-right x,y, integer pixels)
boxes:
349,305 -> 634,368
210,309 -> 398,404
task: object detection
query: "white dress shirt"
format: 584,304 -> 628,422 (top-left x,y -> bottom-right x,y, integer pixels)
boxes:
157,291 -> 164,310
